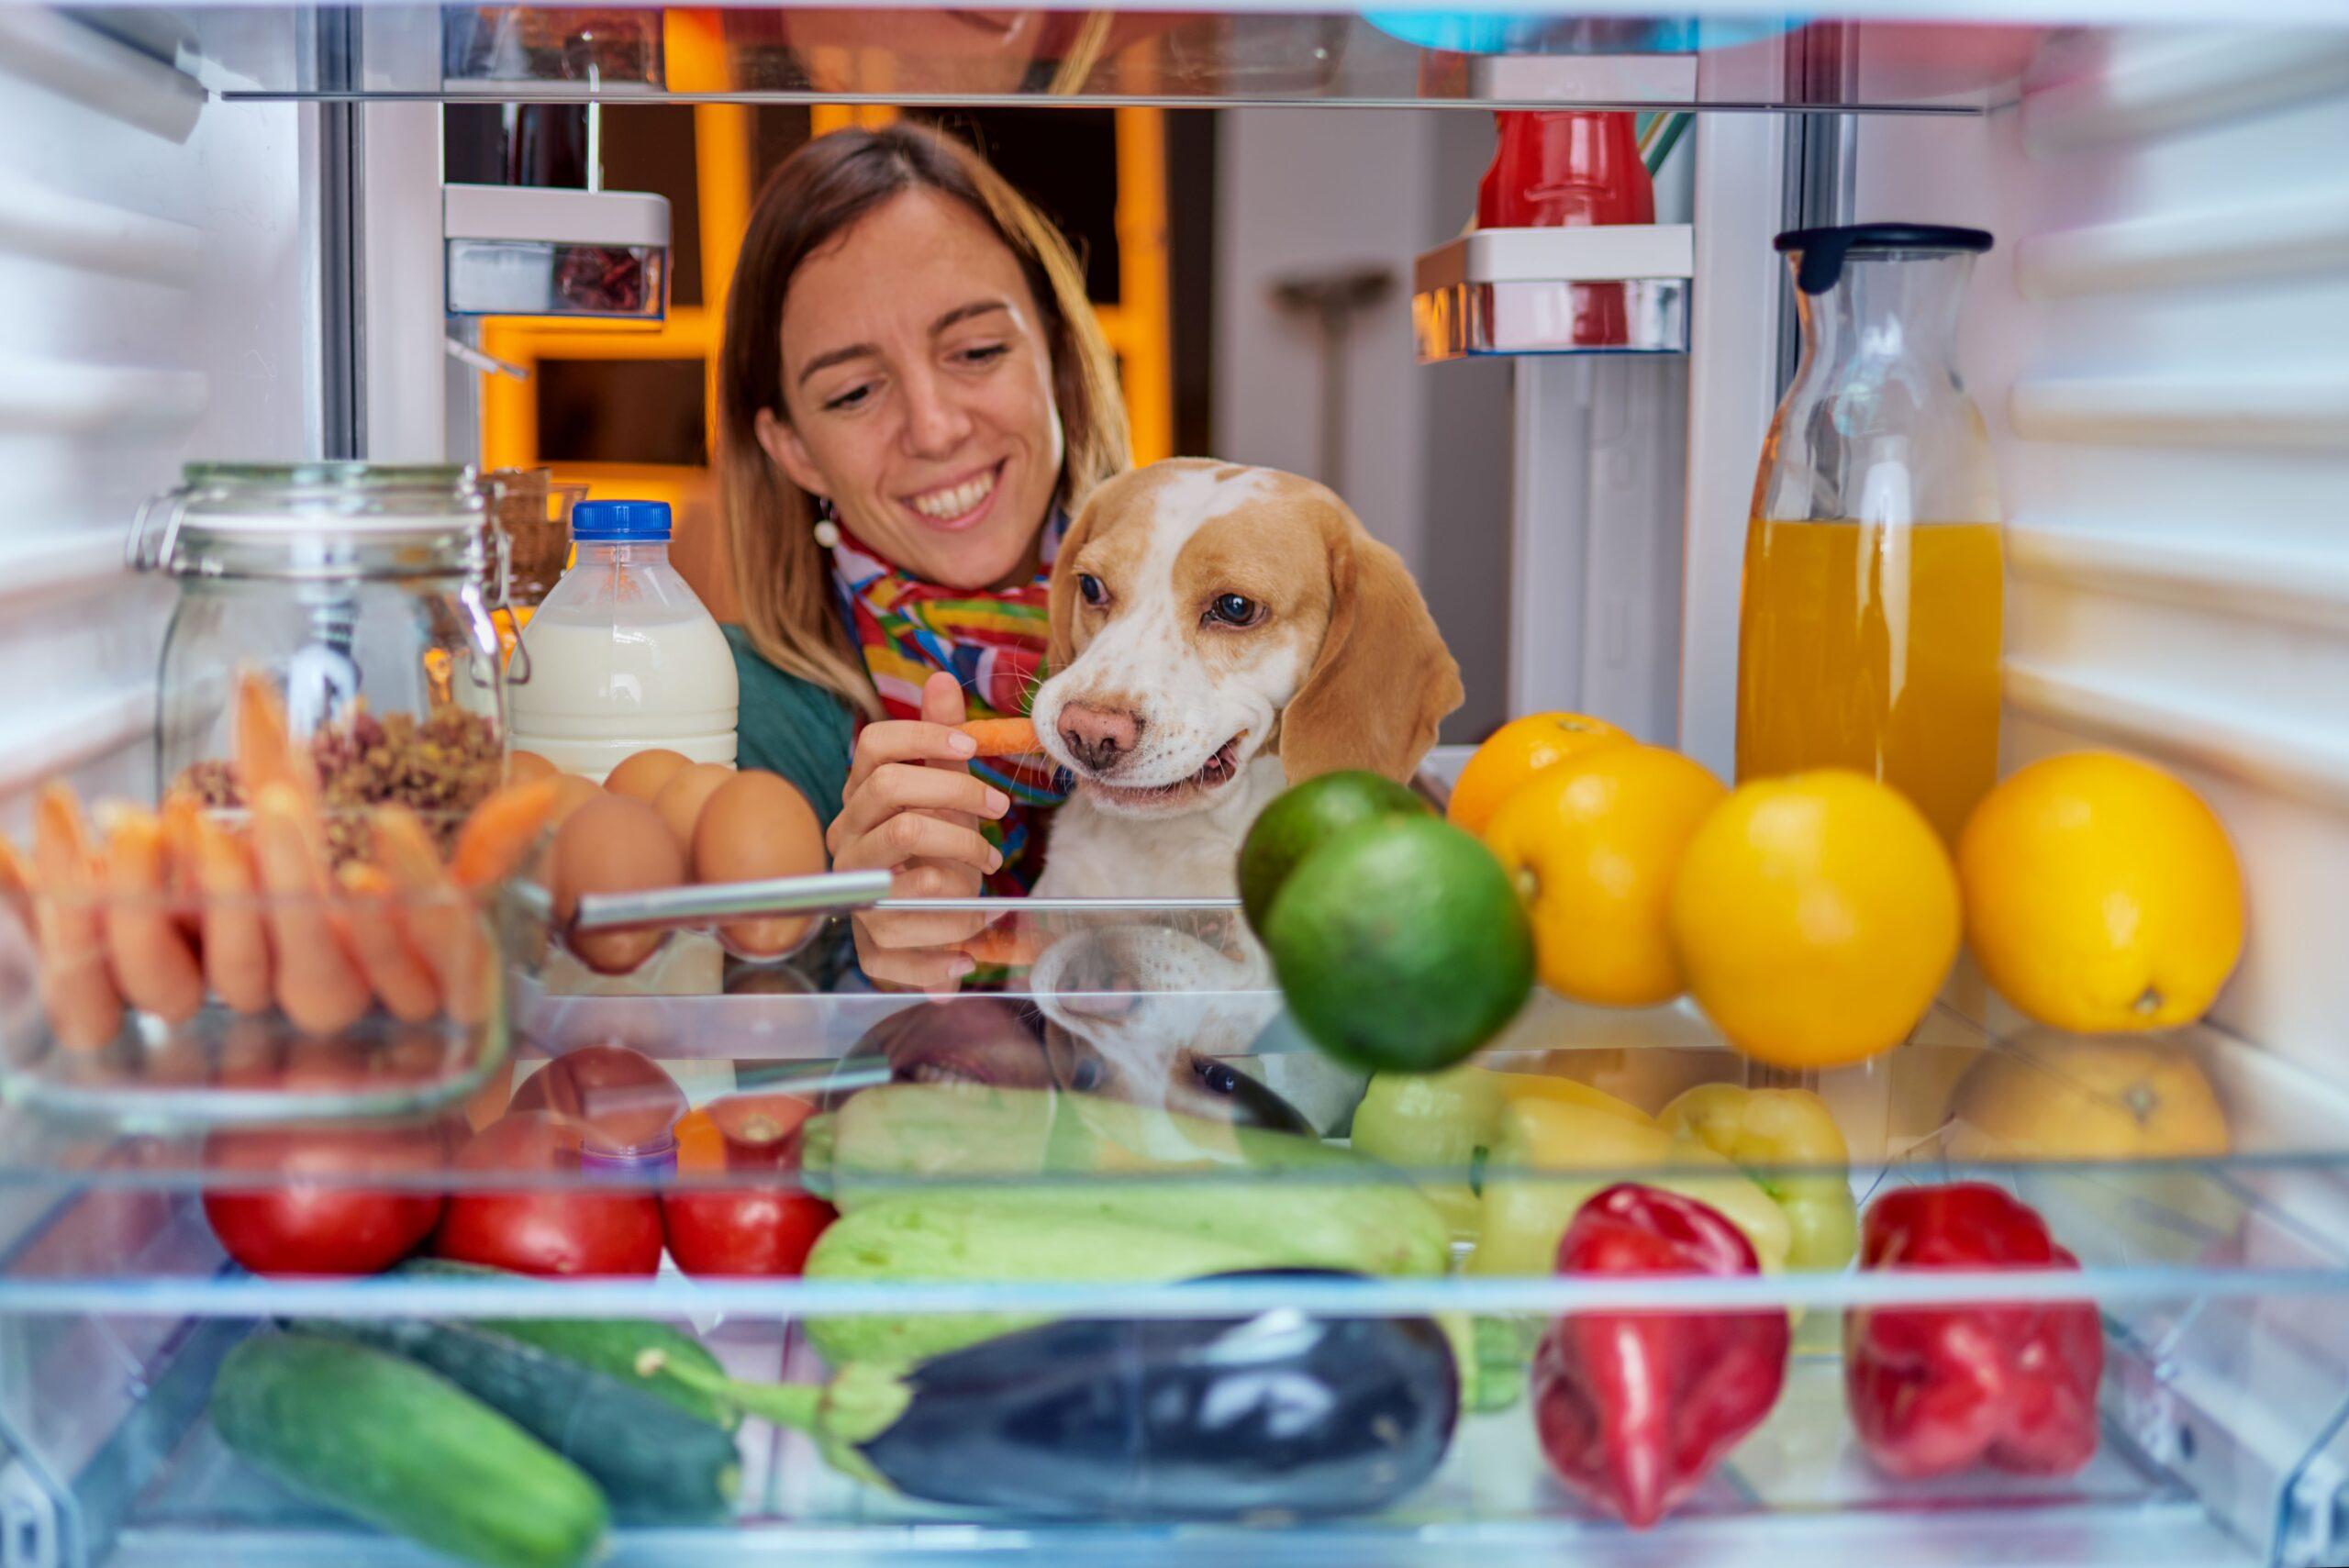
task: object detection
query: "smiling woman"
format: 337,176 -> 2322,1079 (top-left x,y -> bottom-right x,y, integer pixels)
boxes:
716,125 -> 1131,898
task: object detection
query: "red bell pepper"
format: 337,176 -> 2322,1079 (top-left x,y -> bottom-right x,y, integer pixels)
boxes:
1531,1184 -> 1790,1528
1844,1183 -> 2103,1480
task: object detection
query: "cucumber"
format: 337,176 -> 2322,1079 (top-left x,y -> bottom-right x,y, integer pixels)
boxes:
210,1332 -> 607,1568
295,1316 -> 741,1523
394,1259 -> 737,1429
803,1194 -> 1304,1365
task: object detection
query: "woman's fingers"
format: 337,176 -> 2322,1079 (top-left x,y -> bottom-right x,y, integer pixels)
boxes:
843,719 -> 978,797
833,809 -> 1002,878
826,763 -> 1008,853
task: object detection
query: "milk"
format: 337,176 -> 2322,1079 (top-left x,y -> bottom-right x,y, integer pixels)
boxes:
505,502 -> 739,782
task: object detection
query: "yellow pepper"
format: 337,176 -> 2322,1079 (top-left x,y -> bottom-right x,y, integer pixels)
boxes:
1468,1096 -> 1791,1276
1654,1085 -> 1858,1273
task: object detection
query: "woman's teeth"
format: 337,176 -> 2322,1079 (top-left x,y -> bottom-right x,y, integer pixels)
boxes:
910,469 -> 996,520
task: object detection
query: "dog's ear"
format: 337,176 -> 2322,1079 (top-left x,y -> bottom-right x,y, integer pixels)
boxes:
1045,487 -> 1109,679
1278,498 -> 1463,784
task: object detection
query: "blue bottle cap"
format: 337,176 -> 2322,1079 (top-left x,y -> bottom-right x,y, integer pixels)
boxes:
570,499 -> 672,542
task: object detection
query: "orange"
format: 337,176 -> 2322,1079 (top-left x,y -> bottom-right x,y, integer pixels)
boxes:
1482,745 -> 1726,1006
1668,770 -> 1960,1069
1446,711 -> 1631,836
1945,1030 -> 2229,1162
1958,751 -> 2244,1033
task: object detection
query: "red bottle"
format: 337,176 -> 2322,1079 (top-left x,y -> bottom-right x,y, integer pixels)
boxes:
1477,112 -> 1655,348
1477,111 -> 1654,229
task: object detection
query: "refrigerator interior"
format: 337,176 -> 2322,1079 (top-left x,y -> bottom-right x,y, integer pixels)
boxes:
1,5 -> 2346,1567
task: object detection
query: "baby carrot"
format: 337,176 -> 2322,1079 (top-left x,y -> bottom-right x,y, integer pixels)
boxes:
100,806 -> 207,1024
373,805 -> 490,1026
336,862 -> 442,1024
0,834 -> 31,936
234,670 -> 320,807
251,784 -> 371,1038
190,813 -> 272,1014
958,715 -> 1041,758
31,784 -> 122,1051
449,774 -> 564,892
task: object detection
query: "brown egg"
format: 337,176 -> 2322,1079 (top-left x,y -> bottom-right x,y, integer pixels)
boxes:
506,750 -> 558,785
691,770 -> 828,957
604,748 -> 692,802
551,794 -> 687,974
652,762 -> 736,851
548,773 -> 604,828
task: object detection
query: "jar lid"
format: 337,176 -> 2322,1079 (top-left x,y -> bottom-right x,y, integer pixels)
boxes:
573,499 -> 672,541
1775,224 -> 1993,295
133,462 -> 489,576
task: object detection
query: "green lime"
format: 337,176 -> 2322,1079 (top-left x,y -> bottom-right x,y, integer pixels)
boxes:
1263,817 -> 1534,1074
1238,771 -> 1430,933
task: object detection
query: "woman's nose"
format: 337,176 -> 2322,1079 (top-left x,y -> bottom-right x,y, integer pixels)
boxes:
898,365 -> 974,458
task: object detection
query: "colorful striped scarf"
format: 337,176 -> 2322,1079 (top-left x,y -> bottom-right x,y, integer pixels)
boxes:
830,512 -> 1068,894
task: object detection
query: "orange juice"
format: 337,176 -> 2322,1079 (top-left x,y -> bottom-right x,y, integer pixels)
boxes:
1735,518 -> 2003,847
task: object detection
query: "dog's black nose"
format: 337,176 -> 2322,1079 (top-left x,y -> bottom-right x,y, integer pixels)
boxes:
1060,702 -> 1143,773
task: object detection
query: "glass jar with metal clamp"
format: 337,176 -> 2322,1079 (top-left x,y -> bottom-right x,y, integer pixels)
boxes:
131,462 -> 516,862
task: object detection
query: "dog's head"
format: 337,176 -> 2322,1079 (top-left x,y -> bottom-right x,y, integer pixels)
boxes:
1032,460 -> 1462,817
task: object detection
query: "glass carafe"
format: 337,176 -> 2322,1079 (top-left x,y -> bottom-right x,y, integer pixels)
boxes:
1737,224 -> 2002,848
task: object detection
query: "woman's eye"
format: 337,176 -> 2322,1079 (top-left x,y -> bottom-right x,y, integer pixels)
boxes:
1077,573 -> 1108,607
823,384 -> 874,413
956,343 -> 1010,367
1207,593 -> 1264,628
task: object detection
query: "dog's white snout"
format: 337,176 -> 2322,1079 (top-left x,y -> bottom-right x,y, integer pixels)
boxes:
1057,700 -> 1144,774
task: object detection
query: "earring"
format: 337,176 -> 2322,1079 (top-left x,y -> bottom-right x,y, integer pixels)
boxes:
811,495 -> 841,550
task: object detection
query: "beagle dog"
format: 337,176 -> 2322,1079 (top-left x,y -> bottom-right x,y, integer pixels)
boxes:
1030,460 -> 1463,898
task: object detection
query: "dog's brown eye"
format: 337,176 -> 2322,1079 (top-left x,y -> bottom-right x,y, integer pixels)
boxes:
1077,573 -> 1108,607
1207,593 -> 1263,628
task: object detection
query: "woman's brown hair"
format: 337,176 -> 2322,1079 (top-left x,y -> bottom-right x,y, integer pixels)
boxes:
718,123 -> 1130,720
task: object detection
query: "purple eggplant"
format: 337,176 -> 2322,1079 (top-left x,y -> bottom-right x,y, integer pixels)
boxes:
650,1272 -> 1458,1520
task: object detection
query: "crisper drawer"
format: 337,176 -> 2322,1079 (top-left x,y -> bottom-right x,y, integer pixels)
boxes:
5,899 -> 2349,1568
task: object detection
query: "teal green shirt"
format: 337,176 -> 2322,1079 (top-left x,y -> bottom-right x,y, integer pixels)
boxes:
725,624 -> 856,831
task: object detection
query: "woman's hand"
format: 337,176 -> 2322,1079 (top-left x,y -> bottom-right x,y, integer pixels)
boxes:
828,671 -> 1010,895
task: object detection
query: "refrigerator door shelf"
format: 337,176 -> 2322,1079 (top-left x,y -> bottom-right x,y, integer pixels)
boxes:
1414,226 -> 1695,359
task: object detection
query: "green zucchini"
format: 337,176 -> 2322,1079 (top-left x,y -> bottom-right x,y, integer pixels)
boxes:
394,1258 -> 737,1429
210,1332 -> 607,1568
294,1316 -> 740,1523
818,1084 -> 1450,1276
803,1194 -> 1305,1365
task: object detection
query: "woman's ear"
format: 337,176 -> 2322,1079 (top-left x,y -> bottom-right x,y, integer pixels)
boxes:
1279,500 -> 1464,785
754,406 -> 830,502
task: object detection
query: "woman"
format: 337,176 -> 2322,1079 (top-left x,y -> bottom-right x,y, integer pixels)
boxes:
717,125 -> 1130,901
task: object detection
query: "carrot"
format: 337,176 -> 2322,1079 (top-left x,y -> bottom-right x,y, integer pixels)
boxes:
234,669 -> 319,807
99,806 -> 206,1024
30,784 -> 122,1051
449,774 -> 564,891
956,923 -> 1052,968
189,813 -> 272,1014
957,715 -> 1041,758
0,834 -> 32,937
250,784 -> 371,1037
373,805 -> 489,1027
335,862 -> 442,1024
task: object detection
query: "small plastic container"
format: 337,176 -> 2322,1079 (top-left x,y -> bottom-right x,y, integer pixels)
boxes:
505,499 -> 739,781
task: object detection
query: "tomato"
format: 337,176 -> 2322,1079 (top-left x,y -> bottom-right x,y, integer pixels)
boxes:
662,1186 -> 835,1278
203,1121 -> 446,1277
510,1043 -> 686,1156
436,1111 -> 664,1277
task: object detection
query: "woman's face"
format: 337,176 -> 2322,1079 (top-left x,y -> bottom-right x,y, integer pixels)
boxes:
760,188 -> 1067,591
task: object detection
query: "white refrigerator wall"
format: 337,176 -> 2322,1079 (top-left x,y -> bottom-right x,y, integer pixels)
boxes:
1212,108 -> 1515,744
0,17 -> 321,826
1847,30 -> 2349,1077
